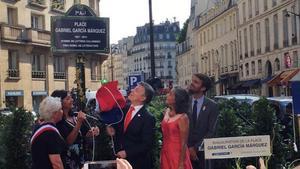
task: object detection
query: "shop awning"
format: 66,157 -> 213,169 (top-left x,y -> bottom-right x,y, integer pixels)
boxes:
227,82 -> 244,90
261,76 -> 274,83
241,79 -> 261,87
268,68 -> 300,86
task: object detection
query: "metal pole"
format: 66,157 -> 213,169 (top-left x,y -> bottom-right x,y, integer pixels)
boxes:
149,0 -> 155,79
75,54 -> 86,111
111,53 -> 114,81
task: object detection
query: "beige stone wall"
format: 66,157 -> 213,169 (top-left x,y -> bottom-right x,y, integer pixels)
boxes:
0,0 -> 107,110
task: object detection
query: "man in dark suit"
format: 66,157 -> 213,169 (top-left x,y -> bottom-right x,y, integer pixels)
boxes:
107,82 -> 156,169
187,73 -> 219,169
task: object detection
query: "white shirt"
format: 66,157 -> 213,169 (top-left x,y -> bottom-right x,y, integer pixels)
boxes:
130,105 -> 144,119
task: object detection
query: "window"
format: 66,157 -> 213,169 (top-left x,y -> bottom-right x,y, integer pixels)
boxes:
233,14 -> 236,28
283,10 -> 289,47
249,0 -> 253,18
273,14 -> 279,49
166,33 -> 170,39
251,61 -> 255,75
53,56 -> 66,79
215,24 -> 218,38
8,50 -> 19,78
240,65 -> 244,77
31,14 -> 44,29
245,63 -> 249,76
291,6 -> 298,45
249,25 -> 254,56
32,54 -> 46,78
275,58 -> 280,71
167,52 -> 172,59
272,0 -> 276,7
265,18 -> 270,52
230,15 -> 233,30
225,44 -> 228,67
7,7 -> 18,25
293,51 -> 298,67
244,28 -> 248,57
264,0 -> 268,11
256,22 -> 261,53
239,31 -> 243,59
90,60 -> 100,80
258,59 -> 262,73
159,34 -> 163,40
243,2 -> 246,22
255,0 -> 259,15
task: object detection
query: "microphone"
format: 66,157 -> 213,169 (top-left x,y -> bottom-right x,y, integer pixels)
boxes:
74,112 -> 99,121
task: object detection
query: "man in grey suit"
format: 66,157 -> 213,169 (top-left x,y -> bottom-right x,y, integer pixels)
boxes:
187,73 -> 219,169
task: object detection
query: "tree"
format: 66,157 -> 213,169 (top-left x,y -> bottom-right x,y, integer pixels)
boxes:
177,19 -> 189,43
3,107 -> 33,169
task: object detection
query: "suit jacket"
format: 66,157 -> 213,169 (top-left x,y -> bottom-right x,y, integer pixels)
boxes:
114,105 -> 156,169
188,96 -> 219,150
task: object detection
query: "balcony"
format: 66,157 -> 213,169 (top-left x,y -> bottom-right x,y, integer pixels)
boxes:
91,75 -> 101,81
225,66 -> 228,72
32,71 -> 46,79
28,0 -> 47,9
51,1 -> 65,13
0,24 -> 25,43
26,28 -> 50,46
54,72 -> 66,79
7,69 -> 20,79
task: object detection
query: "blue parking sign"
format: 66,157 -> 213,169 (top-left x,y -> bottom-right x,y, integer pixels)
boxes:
129,75 -> 142,90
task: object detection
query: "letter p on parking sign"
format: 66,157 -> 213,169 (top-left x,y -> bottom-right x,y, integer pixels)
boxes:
129,75 -> 142,90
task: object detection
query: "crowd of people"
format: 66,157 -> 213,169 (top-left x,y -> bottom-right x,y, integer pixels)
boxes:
30,73 -> 220,169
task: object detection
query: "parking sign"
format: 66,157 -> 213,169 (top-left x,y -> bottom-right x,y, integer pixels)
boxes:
129,75 -> 142,90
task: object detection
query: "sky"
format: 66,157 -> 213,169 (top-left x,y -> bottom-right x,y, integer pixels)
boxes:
100,0 -> 190,44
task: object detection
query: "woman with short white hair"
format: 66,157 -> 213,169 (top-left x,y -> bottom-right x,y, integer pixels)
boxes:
31,96 -> 66,169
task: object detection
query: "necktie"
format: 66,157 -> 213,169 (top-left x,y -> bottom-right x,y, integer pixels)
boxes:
192,100 -> 198,125
124,106 -> 135,132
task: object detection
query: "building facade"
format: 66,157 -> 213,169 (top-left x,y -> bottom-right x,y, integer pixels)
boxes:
0,0 -> 107,112
237,0 -> 300,96
177,0 -> 239,95
127,20 -> 180,88
196,0 -> 239,96
177,0 -> 300,97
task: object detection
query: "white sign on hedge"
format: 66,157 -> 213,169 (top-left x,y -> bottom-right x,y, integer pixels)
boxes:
204,135 -> 271,159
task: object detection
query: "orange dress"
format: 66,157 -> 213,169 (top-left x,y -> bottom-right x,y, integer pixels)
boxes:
160,117 -> 193,169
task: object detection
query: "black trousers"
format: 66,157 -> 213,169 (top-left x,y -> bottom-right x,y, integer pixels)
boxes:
191,151 -> 214,169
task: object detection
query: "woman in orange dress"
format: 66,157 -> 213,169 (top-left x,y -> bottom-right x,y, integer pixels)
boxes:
161,87 -> 193,169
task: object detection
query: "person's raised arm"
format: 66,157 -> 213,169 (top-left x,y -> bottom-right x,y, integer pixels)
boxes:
49,154 -> 64,169
66,111 -> 86,145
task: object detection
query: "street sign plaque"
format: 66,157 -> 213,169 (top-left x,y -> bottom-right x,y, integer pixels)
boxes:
51,4 -> 109,53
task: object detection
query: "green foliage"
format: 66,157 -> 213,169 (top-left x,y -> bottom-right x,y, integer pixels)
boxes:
215,99 -> 255,169
0,113 -> 12,168
251,98 -> 292,169
3,107 -> 34,169
148,95 -> 166,169
177,19 -> 189,43
216,99 -> 251,137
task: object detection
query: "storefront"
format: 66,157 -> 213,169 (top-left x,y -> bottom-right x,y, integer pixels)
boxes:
267,68 -> 300,96
5,90 -> 24,107
32,91 -> 48,114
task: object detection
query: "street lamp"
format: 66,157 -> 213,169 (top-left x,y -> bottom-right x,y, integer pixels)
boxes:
148,0 -> 155,79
